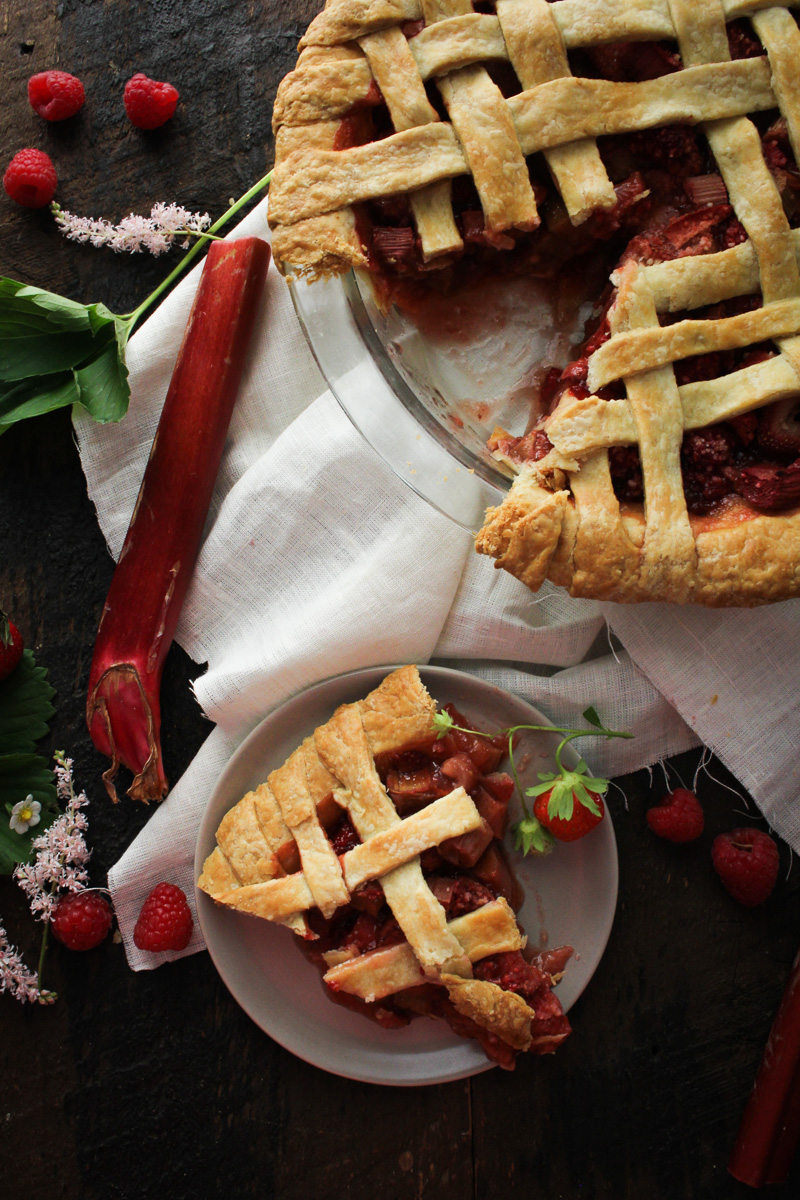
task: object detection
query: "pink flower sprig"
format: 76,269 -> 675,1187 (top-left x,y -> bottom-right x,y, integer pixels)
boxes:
0,920 -> 55,1004
2,753 -> 94,1004
52,201 -> 212,256
14,752 -> 90,922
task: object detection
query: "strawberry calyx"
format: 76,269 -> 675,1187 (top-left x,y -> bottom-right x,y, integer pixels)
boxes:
527,758 -> 608,823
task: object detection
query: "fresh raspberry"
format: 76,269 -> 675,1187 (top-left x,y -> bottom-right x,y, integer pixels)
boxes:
27,70 -> 85,120
51,891 -> 113,951
123,73 -> 179,130
133,882 -> 193,952
3,148 -> 57,209
712,828 -> 779,907
646,787 -> 704,843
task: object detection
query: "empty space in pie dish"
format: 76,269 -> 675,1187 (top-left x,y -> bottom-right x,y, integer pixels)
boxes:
195,664 -> 618,1086
290,267 -> 589,529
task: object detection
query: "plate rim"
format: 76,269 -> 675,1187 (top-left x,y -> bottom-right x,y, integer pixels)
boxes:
195,662 -> 619,1086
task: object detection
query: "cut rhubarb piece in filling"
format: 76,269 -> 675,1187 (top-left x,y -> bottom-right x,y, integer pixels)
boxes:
198,666 -> 572,1069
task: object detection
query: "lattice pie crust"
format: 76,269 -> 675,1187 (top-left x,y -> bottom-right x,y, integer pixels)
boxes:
198,666 -> 545,1053
270,0 -> 800,605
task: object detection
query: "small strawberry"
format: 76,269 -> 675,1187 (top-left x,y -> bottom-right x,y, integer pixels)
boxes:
133,882 -> 193,952
712,828 -> 779,907
530,764 -> 606,842
51,891 -> 113,951
0,611 -> 24,680
647,787 -> 704,843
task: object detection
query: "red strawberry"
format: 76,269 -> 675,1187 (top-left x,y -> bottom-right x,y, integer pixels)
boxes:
646,787 -> 704,843
712,828 -> 779,907
51,891 -> 113,951
532,785 -> 605,842
133,882 -> 193,952
0,612 -> 24,680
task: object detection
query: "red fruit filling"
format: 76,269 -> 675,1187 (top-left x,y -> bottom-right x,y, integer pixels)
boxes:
300,702 -> 569,1066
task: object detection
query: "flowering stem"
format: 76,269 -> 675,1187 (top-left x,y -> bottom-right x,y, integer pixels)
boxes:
122,169 -> 273,336
37,920 -> 50,992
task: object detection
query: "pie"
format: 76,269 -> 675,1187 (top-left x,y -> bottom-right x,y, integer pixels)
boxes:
269,0 -> 800,606
197,665 -> 571,1068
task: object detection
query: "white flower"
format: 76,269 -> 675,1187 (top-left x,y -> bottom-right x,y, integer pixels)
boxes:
9,795 -> 41,834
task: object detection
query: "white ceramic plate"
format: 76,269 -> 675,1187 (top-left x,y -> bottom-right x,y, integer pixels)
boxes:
195,665 -> 619,1086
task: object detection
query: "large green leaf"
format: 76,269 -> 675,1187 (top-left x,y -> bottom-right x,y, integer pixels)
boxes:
0,278 -> 132,429
0,754 -> 59,874
75,335 -> 131,423
0,650 -> 56,755
0,371 -> 81,424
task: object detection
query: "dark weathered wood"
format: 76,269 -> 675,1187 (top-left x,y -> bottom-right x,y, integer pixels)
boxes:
2,3 -> 799,1198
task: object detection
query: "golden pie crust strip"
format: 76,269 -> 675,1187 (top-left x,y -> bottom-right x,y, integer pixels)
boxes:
314,696 -> 472,975
212,785 -> 479,921
547,355 -> 800,456
323,897 -> 524,1001
442,973 -> 535,1050
270,58 -> 776,233
587,298 -> 800,391
497,0 -> 616,223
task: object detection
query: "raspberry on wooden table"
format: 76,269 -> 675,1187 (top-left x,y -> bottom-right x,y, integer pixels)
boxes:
712,828 -> 779,907
133,882 -> 193,952
3,148 -> 57,208
646,788 -> 704,843
27,70 -> 85,120
51,891 -> 113,951
123,73 -> 179,129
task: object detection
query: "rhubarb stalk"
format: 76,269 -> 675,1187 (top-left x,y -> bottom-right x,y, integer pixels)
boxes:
729,946 -> 800,1187
86,237 -> 270,802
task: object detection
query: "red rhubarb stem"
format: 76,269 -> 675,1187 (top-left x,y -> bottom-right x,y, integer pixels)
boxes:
729,946 -> 800,1188
86,237 -> 270,802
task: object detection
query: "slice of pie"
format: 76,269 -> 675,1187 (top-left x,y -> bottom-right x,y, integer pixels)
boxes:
269,0 -> 800,605
198,665 -> 571,1069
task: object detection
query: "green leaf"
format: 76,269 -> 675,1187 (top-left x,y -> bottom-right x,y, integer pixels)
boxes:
0,371 -> 80,425
0,753 -> 58,874
0,650 -> 56,755
582,705 -> 602,728
0,278 -> 131,428
74,336 -> 130,423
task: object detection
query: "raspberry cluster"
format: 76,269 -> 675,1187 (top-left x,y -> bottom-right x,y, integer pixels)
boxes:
646,784 -> 779,907
4,68 -> 180,209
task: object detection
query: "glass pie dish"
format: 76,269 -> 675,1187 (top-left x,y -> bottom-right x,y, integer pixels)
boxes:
289,267 -> 582,530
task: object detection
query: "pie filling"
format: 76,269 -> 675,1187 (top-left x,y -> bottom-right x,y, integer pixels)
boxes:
198,667 -> 572,1071
301,704 -> 572,1069
336,18 -> 800,519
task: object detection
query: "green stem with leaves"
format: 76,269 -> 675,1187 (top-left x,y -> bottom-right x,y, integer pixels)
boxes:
432,706 -> 633,857
122,168 -> 274,336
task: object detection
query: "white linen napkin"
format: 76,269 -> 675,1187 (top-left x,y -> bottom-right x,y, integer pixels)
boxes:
74,198 -> 798,970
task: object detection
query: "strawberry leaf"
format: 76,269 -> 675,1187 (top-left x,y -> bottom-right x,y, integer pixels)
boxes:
0,648 -> 57,873
582,705 -> 602,728
0,650 -> 56,755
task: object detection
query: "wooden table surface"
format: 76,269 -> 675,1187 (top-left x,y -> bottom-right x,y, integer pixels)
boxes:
2,3 -> 799,1198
